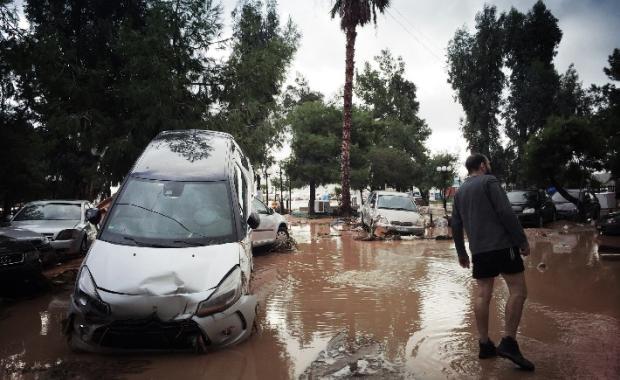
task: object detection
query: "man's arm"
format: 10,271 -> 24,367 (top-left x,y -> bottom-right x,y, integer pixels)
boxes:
451,195 -> 468,258
485,176 -> 528,249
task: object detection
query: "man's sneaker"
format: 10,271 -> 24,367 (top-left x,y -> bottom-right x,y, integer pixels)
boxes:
497,336 -> 535,371
479,339 -> 497,359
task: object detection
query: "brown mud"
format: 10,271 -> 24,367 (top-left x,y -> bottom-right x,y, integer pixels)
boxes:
1,221 -> 619,379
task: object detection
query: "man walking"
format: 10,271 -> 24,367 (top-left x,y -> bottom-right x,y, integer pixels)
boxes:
451,153 -> 535,371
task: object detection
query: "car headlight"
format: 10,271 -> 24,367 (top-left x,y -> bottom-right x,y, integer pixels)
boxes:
75,266 -> 109,315
56,229 -> 80,240
196,267 -> 242,317
522,208 -> 536,214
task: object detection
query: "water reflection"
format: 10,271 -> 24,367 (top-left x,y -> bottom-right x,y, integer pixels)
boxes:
0,226 -> 619,379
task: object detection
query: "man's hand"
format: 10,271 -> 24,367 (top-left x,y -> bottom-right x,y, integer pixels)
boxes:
458,254 -> 470,268
519,245 -> 531,256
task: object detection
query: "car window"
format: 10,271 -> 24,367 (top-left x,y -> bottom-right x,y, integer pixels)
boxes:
377,195 -> 417,211
14,203 -> 81,221
252,199 -> 269,214
101,178 -> 235,247
552,190 -> 580,203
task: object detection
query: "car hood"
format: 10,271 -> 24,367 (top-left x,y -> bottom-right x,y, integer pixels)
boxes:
84,240 -> 241,296
0,226 -> 45,241
376,209 -> 423,225
10,220 -> 79,234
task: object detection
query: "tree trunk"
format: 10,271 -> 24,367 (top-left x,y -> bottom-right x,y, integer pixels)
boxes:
308,181 -> 316,216
340,25 -> 357,217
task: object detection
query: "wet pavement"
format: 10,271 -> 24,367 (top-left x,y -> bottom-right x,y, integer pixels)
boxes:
1,220 -> 619,379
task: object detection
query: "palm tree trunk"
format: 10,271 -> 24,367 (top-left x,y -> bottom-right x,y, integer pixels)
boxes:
341,25 -> 357,217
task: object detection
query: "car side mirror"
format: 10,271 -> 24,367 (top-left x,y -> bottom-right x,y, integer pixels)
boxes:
269,208 -> 274,215
85,208 -> 102,225
247,211 -> 260,229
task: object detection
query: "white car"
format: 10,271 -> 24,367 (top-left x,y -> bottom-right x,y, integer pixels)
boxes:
251,198 -> 289,247
66,130 -> 258,352
360,191 -> 424,236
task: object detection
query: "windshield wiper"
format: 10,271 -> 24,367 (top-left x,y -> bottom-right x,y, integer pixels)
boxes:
172,240 -> 207,247
123,236 -> 170,248
116,202 -> 209,239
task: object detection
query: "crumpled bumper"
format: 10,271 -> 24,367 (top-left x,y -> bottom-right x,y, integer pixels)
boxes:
377,224 -> 425,236
66,293 -> 257,353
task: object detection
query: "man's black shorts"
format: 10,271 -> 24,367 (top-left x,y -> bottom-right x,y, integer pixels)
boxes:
472,247 -> 524,279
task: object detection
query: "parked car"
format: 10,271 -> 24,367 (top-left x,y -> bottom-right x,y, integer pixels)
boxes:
251,198 -> 288,247
507,190 -> 556,228
597,212 -> 620,235
0,227 -> 54,276
66,130 -> 260,353
360,191 -> 424,236
10,200 -> 98,257
552,189 -> 601,221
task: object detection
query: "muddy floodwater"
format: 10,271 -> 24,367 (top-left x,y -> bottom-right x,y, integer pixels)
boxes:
1,221 -> 620,379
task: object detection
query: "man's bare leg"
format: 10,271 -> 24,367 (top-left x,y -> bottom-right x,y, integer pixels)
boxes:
474,277 -> 495,342
501,272 -> 527,338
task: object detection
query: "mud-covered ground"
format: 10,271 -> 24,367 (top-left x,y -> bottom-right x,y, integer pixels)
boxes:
1,219 -> 619,379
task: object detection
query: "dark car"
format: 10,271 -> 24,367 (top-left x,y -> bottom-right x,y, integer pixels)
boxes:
597,212 -> 620,235
552,189 -> 601,221
0,227 -> 54,276
507,190 -> 556,228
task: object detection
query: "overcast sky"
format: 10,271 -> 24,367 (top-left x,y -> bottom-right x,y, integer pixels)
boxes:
219,0 -> 619,165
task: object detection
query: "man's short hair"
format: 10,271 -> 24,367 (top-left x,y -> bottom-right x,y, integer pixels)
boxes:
465,153 -> 489,174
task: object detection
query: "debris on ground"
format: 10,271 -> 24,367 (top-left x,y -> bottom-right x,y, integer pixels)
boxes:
1,357 -> 150,380
268,235 -> 298,252
300,332 -> 400,379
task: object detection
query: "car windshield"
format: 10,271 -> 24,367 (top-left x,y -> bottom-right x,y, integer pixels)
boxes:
100,178 -> 235,247
552,190 -> 580,203
377,195 -> 417,211
13,203 -> 81,221
507,191 -> 536,204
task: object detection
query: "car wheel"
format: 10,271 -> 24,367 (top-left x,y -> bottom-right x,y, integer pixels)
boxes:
276,226 -> 289,242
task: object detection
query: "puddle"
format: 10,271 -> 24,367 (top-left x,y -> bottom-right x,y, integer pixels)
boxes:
0,222 -> 619,379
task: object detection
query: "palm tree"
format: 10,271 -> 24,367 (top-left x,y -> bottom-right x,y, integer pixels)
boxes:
330,0 -> 390,216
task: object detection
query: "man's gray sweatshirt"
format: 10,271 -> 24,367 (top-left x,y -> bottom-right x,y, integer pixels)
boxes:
452,174 -> 528,257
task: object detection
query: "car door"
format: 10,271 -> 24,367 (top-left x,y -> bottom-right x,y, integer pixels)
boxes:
252,198 -> 277,245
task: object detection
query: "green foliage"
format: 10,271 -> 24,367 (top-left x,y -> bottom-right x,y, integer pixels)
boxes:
330,0 -> 391,31
354,50 -> 429,190
286,101 -> 341,186
503,0 -> 562,168
523,116 -> 604,188
420,153 -> 458,198
286,100 -> 341,213
0,0 -> 300,210
591,48 -> 620,178
213,0 -> 299,168
447,5 -> 504,166
367,146 -> 418,191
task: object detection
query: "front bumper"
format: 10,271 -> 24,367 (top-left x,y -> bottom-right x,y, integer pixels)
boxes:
378,224 -> 425,236
0,251 -> 41,275
67,293 -> 257,353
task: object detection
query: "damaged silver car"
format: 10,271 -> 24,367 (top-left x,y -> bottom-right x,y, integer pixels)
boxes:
65,130 -> 260,352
